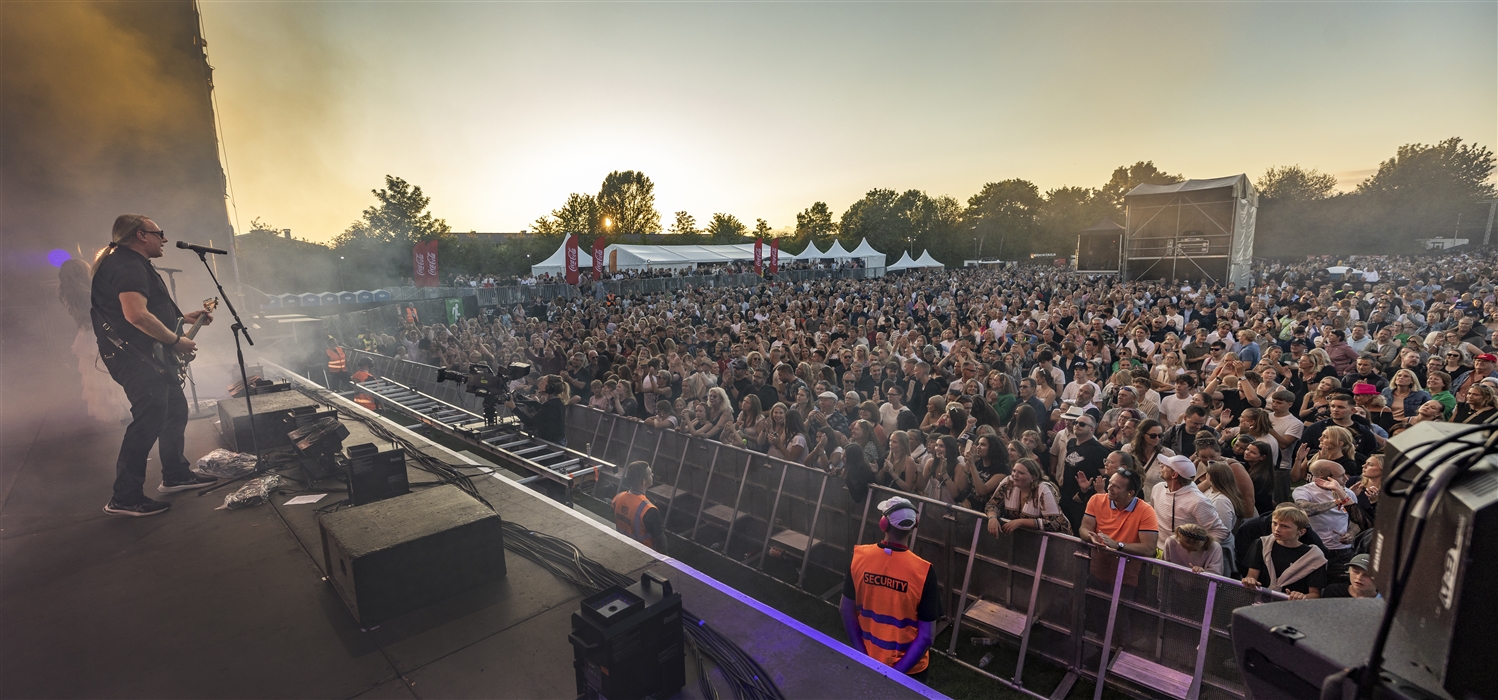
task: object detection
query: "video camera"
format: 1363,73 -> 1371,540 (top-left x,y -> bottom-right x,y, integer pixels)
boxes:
436,361 -> 533,425
436,361 -> 532,398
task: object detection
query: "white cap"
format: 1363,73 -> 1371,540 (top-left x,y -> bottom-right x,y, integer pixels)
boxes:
1164,454 -> 1197,480
877,496 -> 918,530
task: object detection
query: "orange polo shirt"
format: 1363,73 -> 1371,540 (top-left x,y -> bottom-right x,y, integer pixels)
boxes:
1085,493 -> 1157,586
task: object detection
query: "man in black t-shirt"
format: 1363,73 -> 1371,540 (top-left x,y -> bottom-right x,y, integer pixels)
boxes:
91,215 -> 218,517
1059,415 -> 1110,535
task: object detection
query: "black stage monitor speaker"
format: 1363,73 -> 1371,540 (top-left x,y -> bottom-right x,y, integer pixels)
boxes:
1372,422 -> 1498,699
344,443 -> 409,506
570,572 -> 684,700
1232,598 -> 1382,700
318,484 -> 506,626
217,390 -> 320,452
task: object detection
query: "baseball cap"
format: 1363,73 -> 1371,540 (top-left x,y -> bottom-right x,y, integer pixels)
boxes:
1352,383 -> 1380,395
877,496 -> 918,531
1348,553 -> 1371,571
1478,353 -> 1497,363
1164,455 -> 1197,479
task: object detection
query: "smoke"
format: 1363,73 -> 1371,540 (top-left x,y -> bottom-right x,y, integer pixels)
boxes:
1,1 -> 234,441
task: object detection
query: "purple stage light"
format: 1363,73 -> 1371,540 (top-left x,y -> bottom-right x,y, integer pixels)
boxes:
47,249 -> 72,268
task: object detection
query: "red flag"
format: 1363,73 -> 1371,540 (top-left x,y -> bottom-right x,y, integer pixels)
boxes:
592,237 -> 605,280
414,240 -> 439,287
769,239 -> 779,274
754,238 -> 763,275
564,235 -> 579,285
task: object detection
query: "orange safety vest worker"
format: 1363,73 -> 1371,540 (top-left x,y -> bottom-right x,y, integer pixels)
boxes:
350,369 -> 377,410
405,307 -> 419,325
326,347 -> 346,372
847,543 -> 932,674
611,490 -> 658,550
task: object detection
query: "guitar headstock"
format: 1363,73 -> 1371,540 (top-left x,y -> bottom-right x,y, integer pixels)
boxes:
203,298 -> 220,312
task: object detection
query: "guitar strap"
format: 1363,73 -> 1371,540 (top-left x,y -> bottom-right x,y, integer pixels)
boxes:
96,319 -> 171,377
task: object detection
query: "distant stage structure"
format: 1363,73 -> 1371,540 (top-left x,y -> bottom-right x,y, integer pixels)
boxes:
1121,175 -> 1257,289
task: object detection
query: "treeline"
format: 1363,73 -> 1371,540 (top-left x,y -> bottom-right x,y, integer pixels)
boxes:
236,138 -> 1494,293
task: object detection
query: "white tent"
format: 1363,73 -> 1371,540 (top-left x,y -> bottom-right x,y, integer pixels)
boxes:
886,251 -> 919,271
792,242 -> 827,260
824,240 -> 853,259
848,239 -> 887,269
590,243 -> 757,273
913,251 -> 944,268
531,240 -> 593,276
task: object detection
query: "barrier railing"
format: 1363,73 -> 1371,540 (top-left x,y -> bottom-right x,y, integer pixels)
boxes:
569,405 -> 1286,700
344,349 -> 516,420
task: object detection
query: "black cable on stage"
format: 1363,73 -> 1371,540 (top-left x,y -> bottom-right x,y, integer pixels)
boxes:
499,522 -> 786,700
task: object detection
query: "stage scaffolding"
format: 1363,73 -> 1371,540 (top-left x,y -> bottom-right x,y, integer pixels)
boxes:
1121,175 -> 1256,289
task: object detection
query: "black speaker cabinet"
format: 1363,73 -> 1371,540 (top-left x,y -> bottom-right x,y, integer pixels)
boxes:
217,390 -> 320,452
1232,598 -> 1382,700
318,484 -> 506,626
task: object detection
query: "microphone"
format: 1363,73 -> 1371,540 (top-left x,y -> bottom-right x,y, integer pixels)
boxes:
177,241 -> 228,255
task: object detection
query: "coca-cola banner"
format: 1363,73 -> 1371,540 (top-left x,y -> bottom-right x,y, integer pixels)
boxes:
769,239 -> 779,274
592,237 -> 605,280
413,240 -> 439,287
754,238 -> 763,275
564,234 -> 580,285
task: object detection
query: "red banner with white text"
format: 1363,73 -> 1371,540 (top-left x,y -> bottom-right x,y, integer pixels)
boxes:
564,235 -> 580,285
769,239 -> 779,274
593,237 -> 606,280
413,240 -> 439,287
754,238 -> 763,275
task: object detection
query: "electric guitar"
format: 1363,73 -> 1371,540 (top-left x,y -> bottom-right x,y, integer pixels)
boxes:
153,298 -> 218,382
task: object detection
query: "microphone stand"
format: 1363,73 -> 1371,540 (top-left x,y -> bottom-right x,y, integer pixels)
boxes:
189,249 -> 261,474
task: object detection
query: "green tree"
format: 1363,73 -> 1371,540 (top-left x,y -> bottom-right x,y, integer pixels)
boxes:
596,170 -> 661,234
794,201 -> 838,246
1098,161 -> 1183,211
753,218 -> 772,239
1357,137 -> 1495,201
704,213 -> 747,241
333,175 -> 450,247
667,211 -> 699,236
531,193 -> 599,235
1036,186 -> 1114,255
1257,165 -> 1339,202
963,179 -> 1043,260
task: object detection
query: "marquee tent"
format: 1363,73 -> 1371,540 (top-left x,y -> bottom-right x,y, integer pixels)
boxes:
530,240 -> 592,276
913,251 -> 945,268
788,242 -> 825,260
848,239 -> 887,269
824,240 -> 853,258
886,251 -> 919,271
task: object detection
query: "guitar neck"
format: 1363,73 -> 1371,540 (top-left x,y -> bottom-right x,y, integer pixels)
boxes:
183,314 -> 208,340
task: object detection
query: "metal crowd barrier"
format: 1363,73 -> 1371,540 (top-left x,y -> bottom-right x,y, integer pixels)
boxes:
568,405 -> 1286,700
344,349 -> 514,420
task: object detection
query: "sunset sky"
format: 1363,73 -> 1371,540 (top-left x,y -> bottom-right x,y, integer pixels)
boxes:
199,1 -> 1496,243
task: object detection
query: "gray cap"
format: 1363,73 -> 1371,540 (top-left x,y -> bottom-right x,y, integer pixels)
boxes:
1348,553 -> 1372,571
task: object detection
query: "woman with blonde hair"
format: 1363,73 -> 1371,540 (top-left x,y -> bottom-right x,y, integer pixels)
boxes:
1292,424 -> 1356,482
60,257 -> 129,422
1382,368 -> 1431,424
983,458 -> 1071,536
1455,383 -> 1498,424
878,431 -> 920,494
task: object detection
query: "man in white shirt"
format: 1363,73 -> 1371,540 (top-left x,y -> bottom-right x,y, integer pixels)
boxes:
1151,456 -> 1229,544
1159,375 -> 1195,427
1293,460 -> 1359,578
1267,389 -> 1305,503
1060,364 -> 1100,406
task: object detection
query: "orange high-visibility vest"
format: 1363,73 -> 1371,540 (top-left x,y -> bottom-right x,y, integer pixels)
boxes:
326,347 -> 347,372
350,370 -> 377,410
848,543 -> 931,674
611,490 -> 658,550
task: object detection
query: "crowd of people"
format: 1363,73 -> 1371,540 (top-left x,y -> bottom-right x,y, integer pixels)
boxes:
442,257 -> 866,289
344,248 -> 1498,601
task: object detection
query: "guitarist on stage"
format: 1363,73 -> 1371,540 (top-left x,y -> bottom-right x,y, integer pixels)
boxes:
91,214 -> 218,517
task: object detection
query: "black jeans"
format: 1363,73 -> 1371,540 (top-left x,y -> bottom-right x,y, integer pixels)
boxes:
104,352 -> 192,503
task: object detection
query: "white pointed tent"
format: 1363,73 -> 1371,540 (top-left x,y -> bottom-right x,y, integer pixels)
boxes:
530,240 -> 593,276
913,251 -> 945,268
824,240 -> 853,259
848,239 -> 886,269
792,241 -> 827,260
886,251 -> 918,271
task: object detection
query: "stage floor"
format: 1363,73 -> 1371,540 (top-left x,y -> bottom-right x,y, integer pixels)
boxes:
0,393 -> 940,699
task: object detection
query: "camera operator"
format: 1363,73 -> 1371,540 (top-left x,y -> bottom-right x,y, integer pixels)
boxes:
505,374 -> 568,444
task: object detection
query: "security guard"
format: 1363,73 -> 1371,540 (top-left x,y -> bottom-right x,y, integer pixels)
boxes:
611,461 -> 666,554
324,336 -> 348,390
840,496 -> 942,682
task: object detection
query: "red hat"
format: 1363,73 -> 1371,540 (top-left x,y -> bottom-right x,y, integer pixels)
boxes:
1478,353 -> 1498,363
1352,383 -> 1379,395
